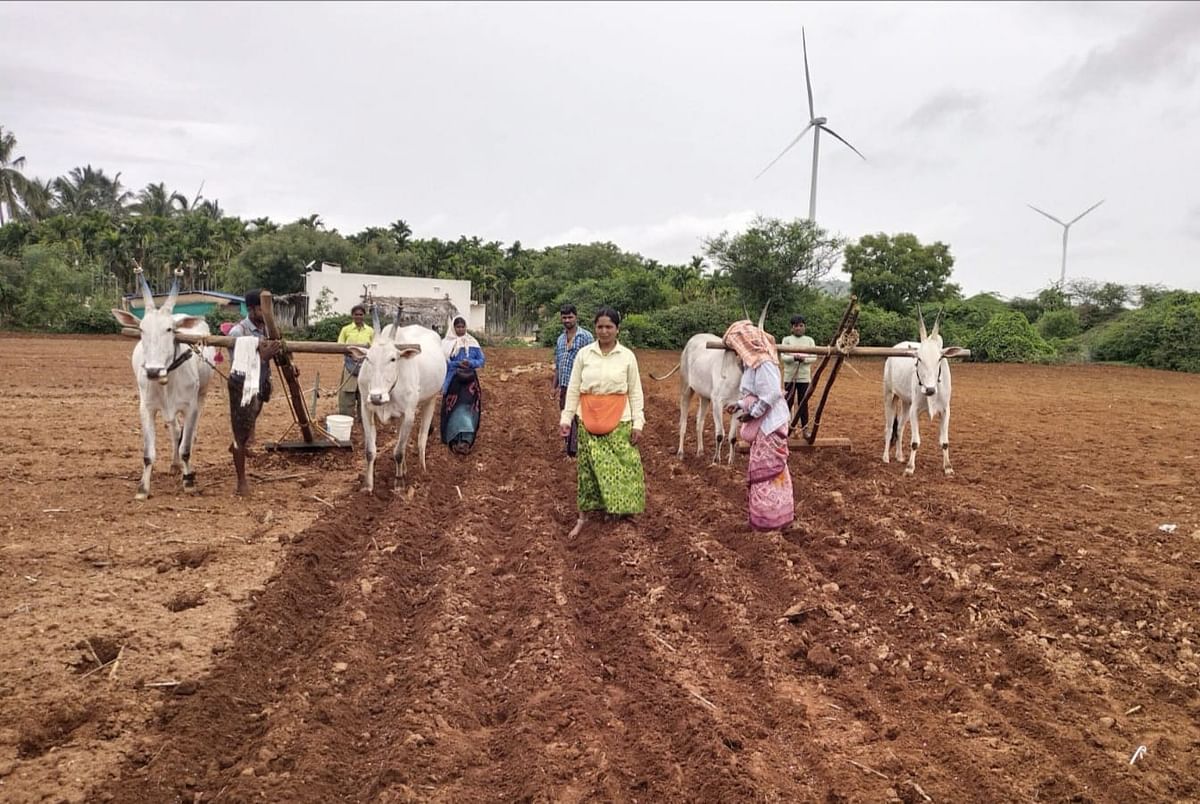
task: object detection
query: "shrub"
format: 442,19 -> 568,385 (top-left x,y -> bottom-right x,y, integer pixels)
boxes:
969,311 -> 1054,363
1037,308 -> 1082,340
296,314 -> 352,342
60,306 -> 122,334
854,304 -> 917,346
205,306 -> 244,334
646,301 -> 738,347
1091,291 -> 1200,373
618,313 -> 673,349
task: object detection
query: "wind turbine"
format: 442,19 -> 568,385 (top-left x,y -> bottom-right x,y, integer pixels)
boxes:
1026,199 -> 1105,286
755,27 -> 866,221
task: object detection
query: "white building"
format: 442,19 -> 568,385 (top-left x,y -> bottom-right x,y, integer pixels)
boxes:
304,263 -> 486,330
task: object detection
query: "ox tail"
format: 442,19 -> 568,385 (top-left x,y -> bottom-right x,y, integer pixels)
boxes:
650,363 -> 681,381
889,404 -> 900,446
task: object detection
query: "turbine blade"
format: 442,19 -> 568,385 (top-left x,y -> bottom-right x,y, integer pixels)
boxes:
754,122 -> 815,180
1027,204 -> 1065,227
802,28 -> 815,121
818,125 -> 866,161
1068,199 -> 1105,225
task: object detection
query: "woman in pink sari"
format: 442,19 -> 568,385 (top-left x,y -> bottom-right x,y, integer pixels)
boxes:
723,320 -> 794,531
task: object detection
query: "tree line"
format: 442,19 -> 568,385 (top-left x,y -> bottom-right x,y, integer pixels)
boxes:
1,124 -> 1196,371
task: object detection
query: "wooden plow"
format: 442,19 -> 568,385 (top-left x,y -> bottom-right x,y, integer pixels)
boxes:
119,290 -> 422,453
706,296 -> 970,452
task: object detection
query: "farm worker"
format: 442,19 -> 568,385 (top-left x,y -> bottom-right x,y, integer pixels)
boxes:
781,314 -> 817,430
226,289 -> 285,495
559,306 -> 645,538
723,319 -> 794,531
440,316 -> 485,455
552,303 -> 594,457
336,304 -> 374,418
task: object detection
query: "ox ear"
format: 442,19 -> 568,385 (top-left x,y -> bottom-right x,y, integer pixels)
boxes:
941,346 -> 968,358
172,315 -> 203,331
112,308 -> 140,328
347,346 -> 368,362
394,344 -> 421,358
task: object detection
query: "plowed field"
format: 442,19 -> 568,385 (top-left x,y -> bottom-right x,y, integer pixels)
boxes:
2,334 -> 1199,803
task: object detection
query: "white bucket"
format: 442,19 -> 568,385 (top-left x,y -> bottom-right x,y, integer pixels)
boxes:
326,415 -> 353,442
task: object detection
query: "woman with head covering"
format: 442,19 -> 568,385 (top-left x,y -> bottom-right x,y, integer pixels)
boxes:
723,318 -> 795,531
440,316 -> 485,454
558,307 -> 646,538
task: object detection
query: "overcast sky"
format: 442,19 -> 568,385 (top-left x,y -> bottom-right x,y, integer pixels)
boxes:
3,1 -> 1198,298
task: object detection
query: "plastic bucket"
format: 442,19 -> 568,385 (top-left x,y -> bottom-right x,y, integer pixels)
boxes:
326,415 -> 353,441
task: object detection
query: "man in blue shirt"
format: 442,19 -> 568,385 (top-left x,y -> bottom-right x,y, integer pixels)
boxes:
552,304 -> 593,457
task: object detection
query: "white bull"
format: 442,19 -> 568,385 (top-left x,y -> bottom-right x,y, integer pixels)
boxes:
652,332 -> 742,463
348,317 -> 446,492
111,271 -> 216,499
882,308 -> 967,476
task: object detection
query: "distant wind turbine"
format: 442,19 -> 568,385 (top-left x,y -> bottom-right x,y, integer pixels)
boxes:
1026,199 -> 1105,286
755,27 -> 866,221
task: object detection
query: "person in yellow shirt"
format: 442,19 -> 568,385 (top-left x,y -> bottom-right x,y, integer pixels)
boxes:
558,306 -> 645,538
336,304 -> 374,417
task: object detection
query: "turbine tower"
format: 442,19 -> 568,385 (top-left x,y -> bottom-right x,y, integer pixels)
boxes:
755,27 -> 866,221
1027,199 -> 1105,286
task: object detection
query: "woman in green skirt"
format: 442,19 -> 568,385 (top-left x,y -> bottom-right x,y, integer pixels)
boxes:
558,306 -> 646,538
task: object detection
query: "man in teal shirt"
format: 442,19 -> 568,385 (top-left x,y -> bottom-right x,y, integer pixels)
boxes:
781,314 -> 816,429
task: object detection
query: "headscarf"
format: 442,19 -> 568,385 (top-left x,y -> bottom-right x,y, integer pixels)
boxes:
442,328 -> 481,360
723,320 -> 778,369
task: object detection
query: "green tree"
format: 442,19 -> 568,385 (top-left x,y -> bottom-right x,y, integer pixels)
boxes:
224,224 -> 355,293
843,232 -> 961,315
134,182 -> 189,218
704,216 -> 843,312
0,125 -> 28,225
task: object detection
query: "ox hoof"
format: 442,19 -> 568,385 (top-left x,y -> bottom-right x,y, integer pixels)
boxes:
903,467 -> 915,476
134,491 -> 149,501
236,482 -> 250,496
944,468 -> 955,476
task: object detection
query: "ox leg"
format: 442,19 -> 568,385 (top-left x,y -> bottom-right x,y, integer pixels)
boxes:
180,404 -> 202,492
695,395 -> 708,459
167,415 -> 183,474
939,408 -> 953,476
393,410 -> 418,489
894,401 -> 909,463
905,407 -> 920,475
136,405 -> 156,500
416,399 -> 436,472
678,386 -> 693,459
882,393 -> 896,464
360,407 -> 378,494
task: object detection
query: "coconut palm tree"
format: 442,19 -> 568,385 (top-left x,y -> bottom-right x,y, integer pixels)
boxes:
0,125 -> 29,225
134,182 -> 189,217
390,219 -> 412,249
52,165 -> 133,216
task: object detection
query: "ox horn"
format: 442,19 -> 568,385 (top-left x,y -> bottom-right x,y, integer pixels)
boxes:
135,263 -> 155,312
741,300 -> 751,322
758,299 -> 771,330
916,303 -> 928,341
165,267 -> 183,312
371,304 -> 381,333
931,306 -> 944,338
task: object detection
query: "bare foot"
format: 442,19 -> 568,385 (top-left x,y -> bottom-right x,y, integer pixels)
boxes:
567,514 -> 586,539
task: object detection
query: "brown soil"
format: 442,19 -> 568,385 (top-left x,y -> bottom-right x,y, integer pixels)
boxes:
1,335 -> 1199,803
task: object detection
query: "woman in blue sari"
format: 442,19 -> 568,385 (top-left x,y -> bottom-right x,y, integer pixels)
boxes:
440,316 -> 485,454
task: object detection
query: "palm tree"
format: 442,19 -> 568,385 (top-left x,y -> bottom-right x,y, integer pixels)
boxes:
135,182 -> 189,217
296,213 -> 323,230
17,177 -> 54,221
52,165 -> 132,215
248,216 -> 278,235
390,219 -> 412,249
0,125 -> 29,225
196,199 -> 223,219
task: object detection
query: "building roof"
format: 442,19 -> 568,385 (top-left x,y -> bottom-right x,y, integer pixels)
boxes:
124,290 -> 244,305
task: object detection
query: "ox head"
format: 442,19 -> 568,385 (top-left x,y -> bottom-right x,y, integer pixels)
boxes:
348,307 -> 421,406
111,267 -> 201,384
912,305 -> 967,397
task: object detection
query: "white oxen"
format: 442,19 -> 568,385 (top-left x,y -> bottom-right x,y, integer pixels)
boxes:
348,314 -> 446,492
652,332 -> 742,463
882,308 -> 967,476
111,271 -> 216,499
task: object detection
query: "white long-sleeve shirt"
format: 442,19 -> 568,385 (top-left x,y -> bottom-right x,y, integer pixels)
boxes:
739,361 -> 789,435
560,341 -> 645,430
